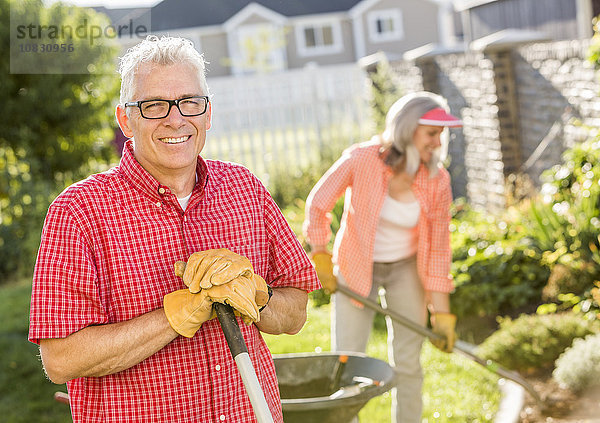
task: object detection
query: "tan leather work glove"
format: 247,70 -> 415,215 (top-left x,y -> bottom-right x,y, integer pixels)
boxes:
312,252 -> 337,293
204,273 -> 270,325
179,249 -> 254,293
430,312 -> 457,353
163,289 -> 215,338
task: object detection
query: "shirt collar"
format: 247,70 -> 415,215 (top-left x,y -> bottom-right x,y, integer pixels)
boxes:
118,138 -> 209,204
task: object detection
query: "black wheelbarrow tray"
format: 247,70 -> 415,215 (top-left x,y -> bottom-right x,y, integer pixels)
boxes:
273,352 -> 396,423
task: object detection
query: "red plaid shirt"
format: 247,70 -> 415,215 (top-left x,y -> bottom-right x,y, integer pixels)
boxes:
29,140 -> 320,423
304,139 -> 453,298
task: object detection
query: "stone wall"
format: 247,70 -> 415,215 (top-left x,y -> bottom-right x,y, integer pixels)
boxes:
390,38 -> 599,211
515,40 -> 599,180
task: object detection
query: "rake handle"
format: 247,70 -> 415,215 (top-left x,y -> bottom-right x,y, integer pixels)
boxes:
334,284 -> 543,407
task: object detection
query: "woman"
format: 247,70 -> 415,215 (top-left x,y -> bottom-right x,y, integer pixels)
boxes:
303,91 -> 461,423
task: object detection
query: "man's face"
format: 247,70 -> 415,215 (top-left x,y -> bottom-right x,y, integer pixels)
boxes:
116,62 -> 211,181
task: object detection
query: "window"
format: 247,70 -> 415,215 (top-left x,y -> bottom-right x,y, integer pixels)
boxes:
296,20 -> 342,57
368,9 -> 403,42
304,25 -> 333,48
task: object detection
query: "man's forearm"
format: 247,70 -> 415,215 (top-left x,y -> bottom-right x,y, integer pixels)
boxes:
40,308 -> 178,384
255,287 -> 308,335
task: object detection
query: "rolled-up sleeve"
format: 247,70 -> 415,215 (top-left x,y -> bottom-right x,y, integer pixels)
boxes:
303,149 -> 354,247
422,170 -> 453,293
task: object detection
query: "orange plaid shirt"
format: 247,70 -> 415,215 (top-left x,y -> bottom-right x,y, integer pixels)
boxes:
304,139 -> 454,298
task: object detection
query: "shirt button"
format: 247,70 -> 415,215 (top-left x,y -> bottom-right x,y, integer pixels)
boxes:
158,187 -> 166,194
215,364 -> 221,371
219,415 -> 226,421
155,202 -> 161,207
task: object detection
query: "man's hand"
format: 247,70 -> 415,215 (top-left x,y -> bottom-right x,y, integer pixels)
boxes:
174,251 -> 270,325
311,252 -> 337,293
430,312 -> 457,353
179,249 -> 254,293
163,289 -> 215,338
204,274 -> 269,324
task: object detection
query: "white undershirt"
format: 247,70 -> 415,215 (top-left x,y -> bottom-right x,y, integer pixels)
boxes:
372,195 -> 420,262
177,174 -> 198,210
177,192 -> 192,210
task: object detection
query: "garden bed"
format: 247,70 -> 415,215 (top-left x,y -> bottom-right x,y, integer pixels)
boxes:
519,371 -> 600,422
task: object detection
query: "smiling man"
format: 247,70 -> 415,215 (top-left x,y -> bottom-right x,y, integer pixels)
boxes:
28,36 -> 320,423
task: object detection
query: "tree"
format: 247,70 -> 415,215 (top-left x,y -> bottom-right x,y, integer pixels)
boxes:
368,58 -> 402,133
0,0 -> 121,279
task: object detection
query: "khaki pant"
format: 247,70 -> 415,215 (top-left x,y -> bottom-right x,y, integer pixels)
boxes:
333,256 -> 426,423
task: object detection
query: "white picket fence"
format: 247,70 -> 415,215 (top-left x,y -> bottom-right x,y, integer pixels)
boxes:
204,63 -> 374,182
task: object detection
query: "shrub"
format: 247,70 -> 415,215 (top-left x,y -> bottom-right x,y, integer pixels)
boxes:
476,312 -> 599,373
542,260 -> 598,302
451,240 -> 549,319
450,202 -> 549,319
451,139 -> 600,321
553,333 -> 600,392
526,138 -> 600,315
268,143 -> 347,211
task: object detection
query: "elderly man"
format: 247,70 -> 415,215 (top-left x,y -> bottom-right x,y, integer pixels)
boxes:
29,35 -> 320,423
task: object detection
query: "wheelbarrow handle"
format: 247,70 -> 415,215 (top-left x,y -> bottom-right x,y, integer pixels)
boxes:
214,302 -> 275,423
334,284 -> 543,407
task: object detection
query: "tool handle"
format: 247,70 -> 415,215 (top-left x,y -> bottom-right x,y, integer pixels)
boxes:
334,284 -> 543,407
54,391 -> 69,404
336,284 -> 443,340
215,302 -> 248,357
329,354 -> 348,392
214,302 -> 275,423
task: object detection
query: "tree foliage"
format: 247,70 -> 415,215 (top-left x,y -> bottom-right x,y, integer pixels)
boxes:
588,15 -> 600,69
0,0 -> 120,279
368,58 -> 402,133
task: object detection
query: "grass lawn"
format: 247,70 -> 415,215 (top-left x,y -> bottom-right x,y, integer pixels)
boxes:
265,300 -> 501,423
0,279 -> 72,423
1,279 -> 500,422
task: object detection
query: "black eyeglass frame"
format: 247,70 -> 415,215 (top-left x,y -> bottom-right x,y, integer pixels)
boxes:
124,95 -> 210,119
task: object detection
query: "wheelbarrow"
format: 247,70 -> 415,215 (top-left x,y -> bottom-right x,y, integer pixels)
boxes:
274,352 -> 396,423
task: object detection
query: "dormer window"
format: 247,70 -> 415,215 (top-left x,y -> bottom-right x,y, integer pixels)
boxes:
296,20 -> 343,57
368,9 -> 403,42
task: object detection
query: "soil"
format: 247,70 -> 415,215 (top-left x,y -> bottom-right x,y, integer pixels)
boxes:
518,371 -> 600,423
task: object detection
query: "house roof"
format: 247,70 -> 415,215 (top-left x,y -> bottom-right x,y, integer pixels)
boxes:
452,0 -> 498,11
149,0 -> 364,31
93,6 -> 151,26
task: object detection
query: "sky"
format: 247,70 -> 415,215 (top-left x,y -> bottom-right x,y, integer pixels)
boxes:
44,0 -> 161,8
46,0 -> 452,8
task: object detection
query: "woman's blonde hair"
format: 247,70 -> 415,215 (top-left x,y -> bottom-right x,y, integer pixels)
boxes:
118,35 -> 210,106
380,91 -> 450,177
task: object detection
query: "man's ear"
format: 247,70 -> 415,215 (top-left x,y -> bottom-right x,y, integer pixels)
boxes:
115,105 -> 134,138
205,101 -> 212,131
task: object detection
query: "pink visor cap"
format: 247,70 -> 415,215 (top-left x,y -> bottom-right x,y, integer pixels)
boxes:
418,108 -> 462,127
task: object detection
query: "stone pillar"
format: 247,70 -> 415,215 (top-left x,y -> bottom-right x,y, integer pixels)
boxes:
414,56 -> 440,94
470,30 -> 551,179
483,47 -> 523,175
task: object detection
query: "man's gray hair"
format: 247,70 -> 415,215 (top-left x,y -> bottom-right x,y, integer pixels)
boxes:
380,91 -> 450,177
118,35 -> 209,105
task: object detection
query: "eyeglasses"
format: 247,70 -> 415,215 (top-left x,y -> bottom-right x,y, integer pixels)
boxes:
125,96 -> 209,119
